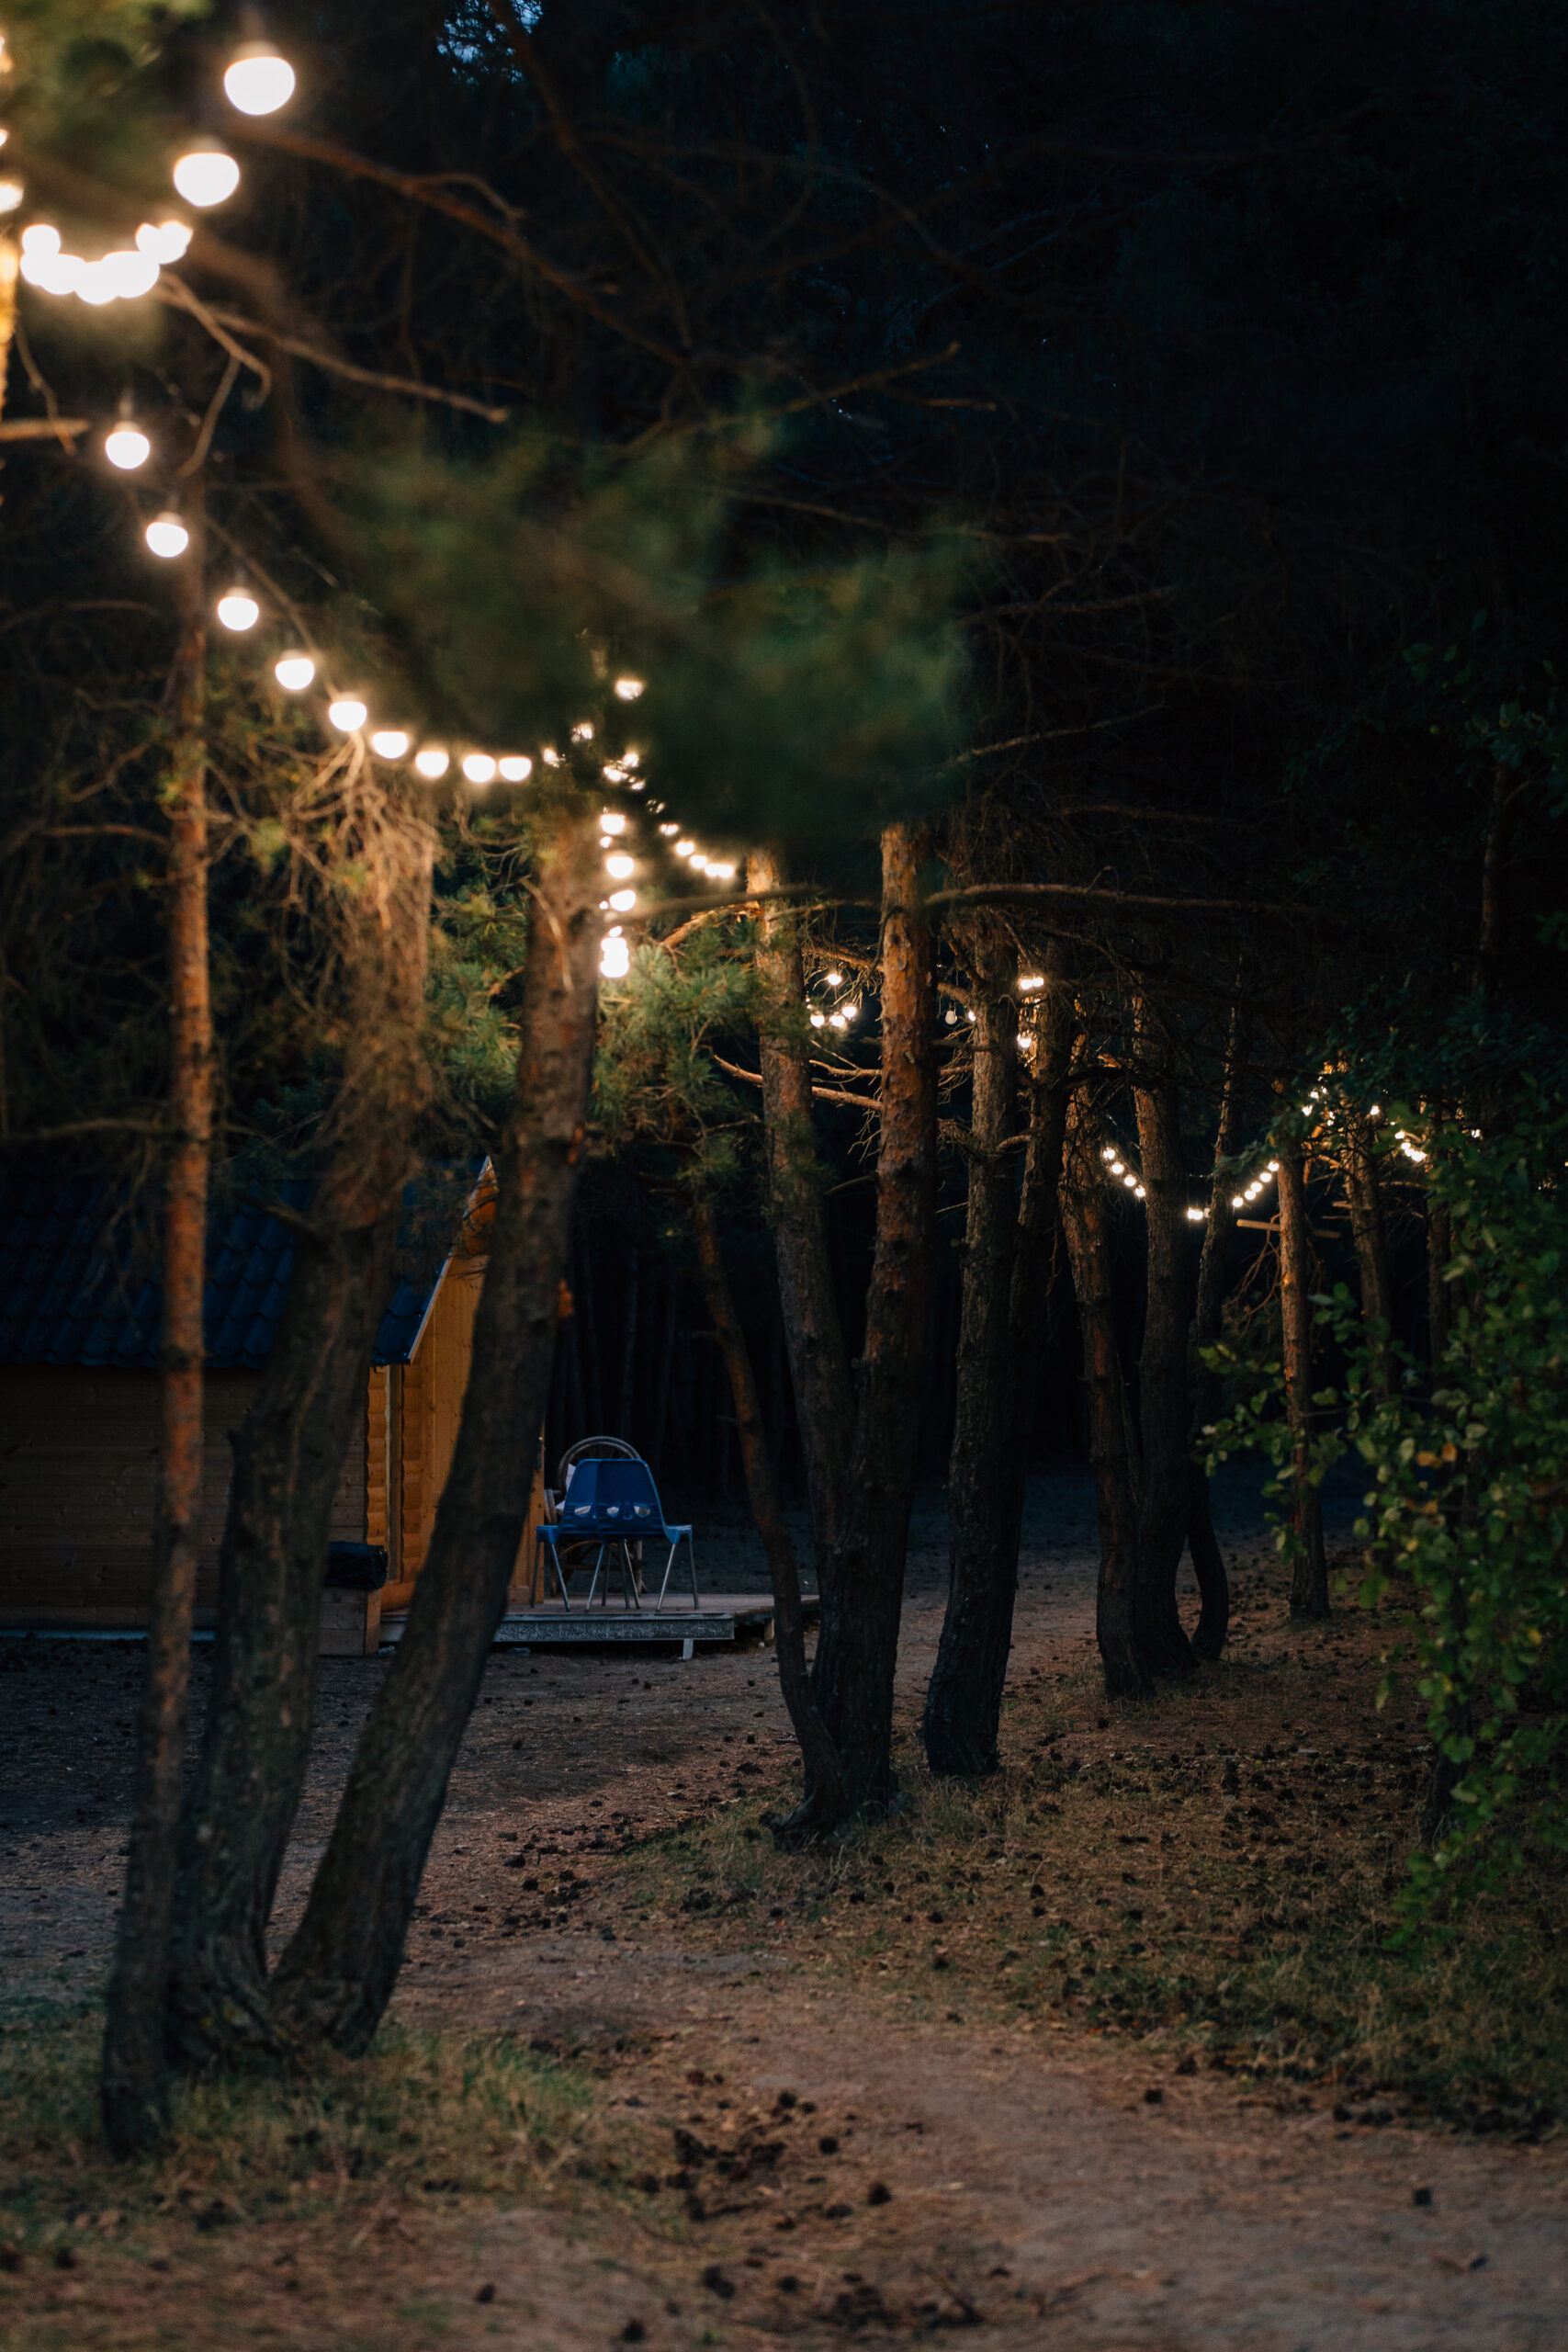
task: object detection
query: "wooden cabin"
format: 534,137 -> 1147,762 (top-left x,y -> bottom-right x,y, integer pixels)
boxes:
0,1165 -> 547,1653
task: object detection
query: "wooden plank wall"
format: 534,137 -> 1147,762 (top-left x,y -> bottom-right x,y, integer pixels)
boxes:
0,1364 -> 367,1627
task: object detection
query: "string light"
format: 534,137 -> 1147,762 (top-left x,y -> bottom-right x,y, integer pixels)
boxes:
0,178 -> 21,214
104,420 -> 151,471
498,756 -> 532,782
274,652 -> 315,691
223,40 -> 297,117
600,811 -> 626,834
608,888 -> 637,912
327,696 -> 367,731
674,838 -> 694,856
600,933 -> 631,978
571,720 -> 594,741
370,729 -> 411,759
136,220 -> 192,264
824,969 -> 843,986
413,746 -> 450,779
172,139 -> 241,209
614,677 -> 646,700
144,511 -> 189,559
462,752 -> 497,784
604,853 -> 634,880
1186,1206 -> 1206,1221
216,586 -> 260,632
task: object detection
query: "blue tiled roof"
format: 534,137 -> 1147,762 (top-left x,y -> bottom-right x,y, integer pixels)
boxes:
0,1170 -> 474,1372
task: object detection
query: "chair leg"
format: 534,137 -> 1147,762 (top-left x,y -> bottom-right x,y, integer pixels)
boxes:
621,1541 -> 640,1611
686,1532 -> 700,1611
547,1540 -> 572,1611
586,1544 -> 606,1608
656,1541 -> 677,1612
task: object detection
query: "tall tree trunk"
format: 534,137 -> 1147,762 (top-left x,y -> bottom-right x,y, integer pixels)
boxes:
1132,1022 -> 1196,1677
1278,1138 -> 1329,1618
1061,1090 -> 1151,1699
747,852 -> 854,1570
268,804 -> 601,2053
797,824 -> 936,1826
1343,1114 -> 1394,1398
924,937 -> 1072,1773
1426,1188 -> 1453,1368
1185,1003 -> 1247,1658
102,526 -> 211,2155
689,1191 -> 845,1833
165,788 -> 434,2068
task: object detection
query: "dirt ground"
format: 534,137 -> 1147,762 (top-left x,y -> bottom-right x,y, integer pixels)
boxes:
3,1470 -> 1565,2349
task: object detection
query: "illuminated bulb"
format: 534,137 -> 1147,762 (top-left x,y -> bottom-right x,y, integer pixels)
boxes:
600,934 -> 631,979
1187,1206 -> 1206,1221
370,730 -> 411,759
1019,974 -> 1043,991
20,248 -> 84,295
1016,1031 -> 1030,1050
217,588 -> 260,632
658,822 -> 678,837
1110,1160 -> 1125,1176
614,677 -> 645,700
967,1011 -> 976,1023
810,1012 -> 826,1028
621,749 -> 639,766
1267,1159 -> 1280,1171
1101,1147 -> 1116,1161
462,753 -> 497,785
945,1009 -> 957,1024
690,855 -> 709,874
96,250 -> 160,300
173,140 -> 242,209
602,764 -> 626,783
498,756 -> 532,782
20,223 -> 62,258
843,1001 -> 860,1019
1230,1195 -> 1244,1209
600,811 -> 626,834
224,40 -> 297,116
829,1012 -> 848,1030
1368,1104 -> 1381,1118
327,697 -> 367,731
105,424 -> 151,470
571,720 -> 593,741
136,220 -> 192,263
604,853 -> 634,880
144,511 -> 189,559
0,180 -> 21,215
274,653 -> 314,691
608,888 -> 637,912
708,861 -> 737,881
674,839 -> 694,856
413,746 -> 450,779
824,969 -> 843,986
541,748 -> 560,766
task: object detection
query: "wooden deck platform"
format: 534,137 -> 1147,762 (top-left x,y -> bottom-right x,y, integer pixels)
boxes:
378,1591 -> 816,1657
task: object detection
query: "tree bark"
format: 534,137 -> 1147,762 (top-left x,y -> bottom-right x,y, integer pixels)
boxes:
1185,1002 -> 1247,1659
747,851 -> 853,1570
1061,1090 -> 1152,1699
1278,1138 -> 1329,1618
1344,1114 -> 1394,1399
1132,1024 -> 1196,1676
1426,1187 -> 1453,1368
796,823 -> 936,1826
924,935 -> 1073,1774
165,792 -> 434,2068
102,525 -> 211,2155
689,1190 -> 845,1834
267,803 -> 601,2052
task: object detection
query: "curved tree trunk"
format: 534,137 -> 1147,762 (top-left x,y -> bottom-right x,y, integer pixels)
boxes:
747,853 -> 853,1574
1278,1137 -> 1329,1619
268,805 -> 601,2053
688,1191 -> 844,1837
165,795 -> 434,2068
1132,1022 -> 1196,1677
1186,1001 -> 1247,1659
1061,1091 -> 1151,1700
925,936 -> 1072,1776
797,823 -> 935,1826
103,530 -> 210,2154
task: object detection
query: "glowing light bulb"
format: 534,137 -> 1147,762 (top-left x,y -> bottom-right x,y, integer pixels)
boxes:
1134,1184 -> 1146,1199
1122,1175 -> 1136,1190
945,1009 -> 957,1024
658,823 -> 678,836
96,250 -> 160,300
1230,1195 -> 1244,1210
830,1012 -> 848,1030
413,746 -> 450,779
707,861 -> 736,881
462,752 -> 497,785
600,810 -> 626,834
1187,1206 -> 1206,1221
1101,1147 -> 1116,1161
371,729 -> 411,759
224,40 -> 296,116
844,1001 -> 860,1019
173,141 -> 241,209
1016,1031 -> 1030,1050
1110,1160 -> 1125,1176
274,652 -> 315,691
1267,1159 -> 1280,1171
604,853 -> 634,880
20,248 -> 84,295
327,697 -> 367,731
600,934 -> 631,978
541,748 -> 560,766
105,424 -> 151,471
810,1012 -> 826,1028
824,969 -> 843,986
608,888 -> 637,912
20,223 -> 61,258
572,720 -> 593,741
614,677 -> 646,700
1019,974 -> 1043,991
136,220 -> 192,263
217,588 -> 260,632
674,839 -> 694,857
498,756 -> 532,782
144,511 -> 189,559
0,181 -> 22,216
690,854 -> 709,874
621,749 -> 638,766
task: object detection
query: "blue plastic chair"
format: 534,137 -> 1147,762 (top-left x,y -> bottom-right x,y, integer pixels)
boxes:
534,1454 -> 697,1613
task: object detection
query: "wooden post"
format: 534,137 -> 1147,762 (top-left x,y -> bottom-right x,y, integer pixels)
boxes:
102,502 -> 211,2154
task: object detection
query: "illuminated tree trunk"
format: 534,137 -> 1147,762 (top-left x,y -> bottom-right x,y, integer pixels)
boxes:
689,1190 -> 844,1834
799,823 -> 935,1826
925,935 -> 1072,1775
269,805 -> 601,2052
1278,1138 -> 1329,1618
166,791 -> 434,2067
1185,1003 -> 1247,1657
747,852 -> 853,1572
1062,1091 -> 1151,1699
102,526 -> 211,2155
1132,1024 -> 1196,1676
